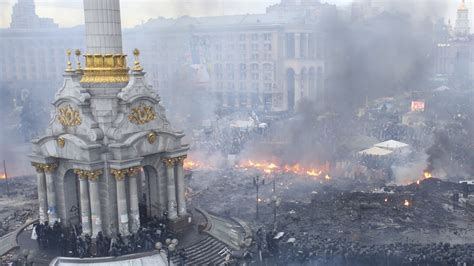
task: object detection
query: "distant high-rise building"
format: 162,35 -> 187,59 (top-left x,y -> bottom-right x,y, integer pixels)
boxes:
10,0 -> 58,29
127,0 -> 337,112
433,0 -> 474,88
454,0 -> 470,36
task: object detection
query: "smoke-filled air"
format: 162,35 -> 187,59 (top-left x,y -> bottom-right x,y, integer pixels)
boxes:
0,0 -> 473,265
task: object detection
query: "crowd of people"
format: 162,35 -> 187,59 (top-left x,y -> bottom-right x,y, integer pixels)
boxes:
33,215 -> 186,260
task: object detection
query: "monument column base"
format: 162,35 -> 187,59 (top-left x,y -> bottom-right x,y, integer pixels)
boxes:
168,213 -> 192,233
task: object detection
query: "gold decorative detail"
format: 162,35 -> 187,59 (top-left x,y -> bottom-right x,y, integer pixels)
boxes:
111,169 -> 128,181
66,49 -> 73,72
43,163 -> 58,173
57,104 -> 82,128
75,49 -> 82,70
32,162 -> 45,173
132,48 -> 143,72
127,166 -> 142,177
162,158 -> 177,168
128,104 -> 156,125
148,132 -> 157,144
74,169 -> 88,180
81,54 -> 129,83
74,169 -> 102,181
175,155 -> 187,166
57,137 -> 65,148
87,169 -> 103,181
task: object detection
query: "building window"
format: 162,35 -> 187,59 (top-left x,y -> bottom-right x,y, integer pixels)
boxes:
226,63 -> 234,72
263,33 -> 271,41
251,53 -> 259,60
251,33 -> 258,41
228,73 -> 235,80
240,72 -> 247,80
263,73 -> 272,81
239,83 -> 246,90
251,63 -> 259,71
264,83 -> 273,92
252,44 -> 259,51
239,44 -> 246,51
252,73 -> 259,80
239,93 -> 247,107
240,63 -> 246,71
252,82 -> 259,91
227,82 -> 235,90
217,82 -> 224,90
263,63 -> 272,71
239,34 -> 246,41
264,44 -> 272,51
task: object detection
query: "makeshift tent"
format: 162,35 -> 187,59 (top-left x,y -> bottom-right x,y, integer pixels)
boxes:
358,147 -> 393,156
374,140 -> 409,150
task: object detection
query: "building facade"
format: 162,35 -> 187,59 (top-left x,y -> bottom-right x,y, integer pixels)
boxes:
1,0 -> 336,112
30,0 -> 189,237
128,0 -> 336,112
434,0 -> 474,88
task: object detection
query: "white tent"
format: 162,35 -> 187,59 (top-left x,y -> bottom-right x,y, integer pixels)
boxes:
358,147 -> 393,156
374,140 -> 409,150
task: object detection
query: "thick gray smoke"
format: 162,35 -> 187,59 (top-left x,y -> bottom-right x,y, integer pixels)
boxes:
241,0 -> 446,167
425,93 -> 474,178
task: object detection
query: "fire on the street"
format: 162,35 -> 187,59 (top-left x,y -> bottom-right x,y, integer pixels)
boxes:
423,171 -> 433,179
235,160 -> 330,178
404,199 -> 410,207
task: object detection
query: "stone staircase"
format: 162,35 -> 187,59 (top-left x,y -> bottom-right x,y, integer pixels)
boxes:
171,235 -> 231,265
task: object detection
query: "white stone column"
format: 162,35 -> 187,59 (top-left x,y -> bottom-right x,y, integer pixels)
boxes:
112,169 -> 129,235
33,164 -> 48,224
163,158 -> 178,220
294,74 -> 302,106
44,164 -> 59,224
304,33 -> 309,59
128,167 -> 141,233
88,173 -> 103,237
295,33 -> 301,59
175,156 -> 187,217
83,0 -> 123,54
75,170 -> 92,235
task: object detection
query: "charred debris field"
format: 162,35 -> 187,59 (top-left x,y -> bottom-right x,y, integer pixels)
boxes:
188,169 -> 474,265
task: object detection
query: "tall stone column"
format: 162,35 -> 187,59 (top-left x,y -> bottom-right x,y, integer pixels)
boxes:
162,158 -> 178,220
175,156 -> 187,217
111,169 -> 129,235
295,33 -> 301,59
33,163 -> 48,224
88,170 -> 103,237
127,167 -> 141,233
43,163 -> 59,224
74,170 -> 92,236
294,74 -> 302,106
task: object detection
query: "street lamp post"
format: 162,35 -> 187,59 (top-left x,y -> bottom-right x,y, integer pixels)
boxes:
157,238 -> 178,265
272,179 -> 281,231
253,175 -> 264,220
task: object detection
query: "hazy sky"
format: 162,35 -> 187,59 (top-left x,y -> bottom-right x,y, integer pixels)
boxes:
0,0 -> 465,29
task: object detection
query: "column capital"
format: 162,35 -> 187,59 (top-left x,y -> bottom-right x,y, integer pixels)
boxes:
161,158 -> 177,168
32,162 -> 45,173
127,166 -> 142,177
74,169 -> 89,180
175,155 -> 187,166
111,168 -> 128,181
43,163 -> 58,173
74,169 -> 103,181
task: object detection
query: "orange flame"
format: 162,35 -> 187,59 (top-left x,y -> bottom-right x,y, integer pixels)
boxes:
423,171 -> 432,179
236,160 -> 330,179
404,200 -> 410,207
